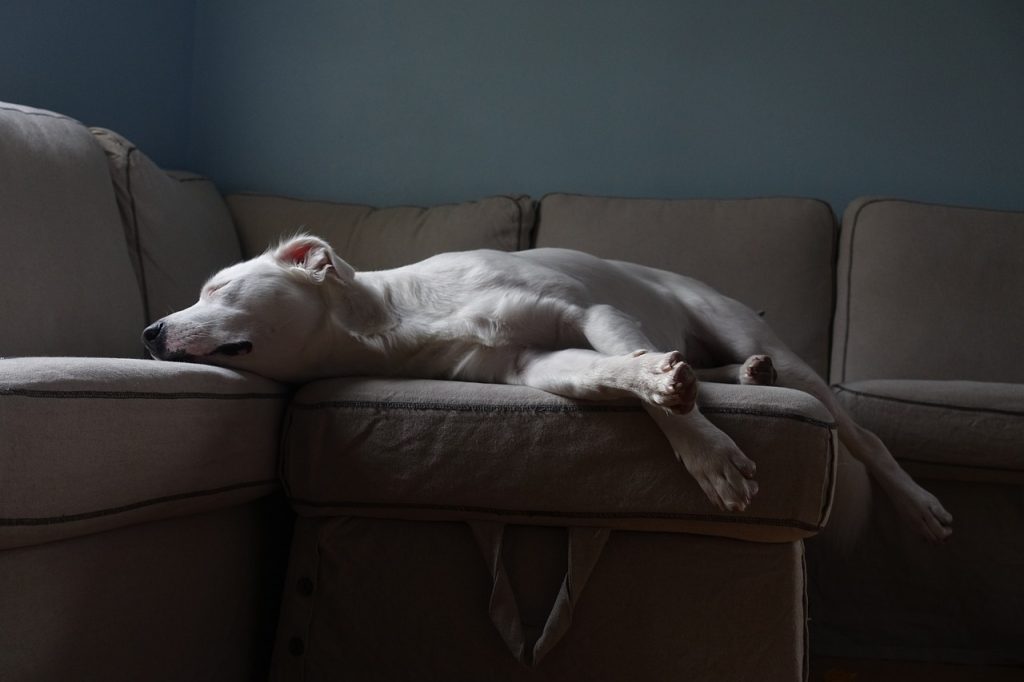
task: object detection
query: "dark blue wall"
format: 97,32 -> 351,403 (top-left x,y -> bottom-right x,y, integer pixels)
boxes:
189,1 -> 1024,211
2,2 -> 1022,212
0,0 -> 196,169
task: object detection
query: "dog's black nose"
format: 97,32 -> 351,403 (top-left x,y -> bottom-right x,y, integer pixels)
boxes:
142,321 -> 164,345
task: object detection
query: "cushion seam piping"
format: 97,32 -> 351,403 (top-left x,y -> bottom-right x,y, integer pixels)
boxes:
0,388 -> 288,400
835,384 -> 1024,417
0,478 -> 278,526
286,498 -> 822,532
290,399 -> 837,428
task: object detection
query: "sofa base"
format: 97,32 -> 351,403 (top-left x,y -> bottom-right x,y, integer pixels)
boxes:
0,497 -> 291,681
808,477 -> 1024,665
272,516 -> 808,681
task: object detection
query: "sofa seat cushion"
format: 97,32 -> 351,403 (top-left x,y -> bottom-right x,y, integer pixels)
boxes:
834,380 -> 1024,484
225,193 -> 534,265
0,357 -> 289,549
282,378 -> 837,542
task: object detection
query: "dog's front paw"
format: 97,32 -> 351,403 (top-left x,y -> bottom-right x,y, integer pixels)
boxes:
682,440 -> 759,513
635,350 -> 698,414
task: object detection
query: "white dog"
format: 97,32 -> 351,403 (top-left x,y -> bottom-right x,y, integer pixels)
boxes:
143,235 -> 953,541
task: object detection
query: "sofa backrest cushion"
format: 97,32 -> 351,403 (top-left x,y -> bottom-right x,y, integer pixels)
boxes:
91,129 -> 242,323
535,194 -> 837,378
833,197 -> 1024,383
0,103 -> 144,358
225,193 -> 534,268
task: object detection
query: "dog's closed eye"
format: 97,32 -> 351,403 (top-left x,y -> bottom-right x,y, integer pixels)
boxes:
211,341 -> 253,356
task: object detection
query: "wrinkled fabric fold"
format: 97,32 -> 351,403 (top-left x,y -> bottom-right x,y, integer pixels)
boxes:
470,522 -> 610,667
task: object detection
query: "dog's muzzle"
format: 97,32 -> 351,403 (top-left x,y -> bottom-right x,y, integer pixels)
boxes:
142,321 -> 170,358
141,321 -> 252,360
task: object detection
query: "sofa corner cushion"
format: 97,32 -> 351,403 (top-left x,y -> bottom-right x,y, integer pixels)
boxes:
833,197 -> 1024,383
281,378 -> 837,542
224,193 -> 535,266
534,193 -> 837,379
834,379 -> 1024,483
0,357 -> 288,550
0,102 -> 144,358
91,128 -> 242,324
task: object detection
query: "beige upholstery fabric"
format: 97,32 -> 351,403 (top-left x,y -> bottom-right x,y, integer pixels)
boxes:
272,517 -> 807,681
0,357 -> 287,549
1,501 -> 284,681
282,378 -> 837,542
813,197 -> 1024,665
834,380 -> 1024,483
225,193 -> 534,265
91,128 -> 242,322
0,103 -> 144,357
535,194 -> 837,378
833,198 -> 1024,383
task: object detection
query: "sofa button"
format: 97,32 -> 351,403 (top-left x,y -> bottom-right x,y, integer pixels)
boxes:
289,637 -> 305,656
297,577 -> 314,596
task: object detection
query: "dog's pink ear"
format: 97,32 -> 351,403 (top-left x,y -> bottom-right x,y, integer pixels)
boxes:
274,236 -> 355,283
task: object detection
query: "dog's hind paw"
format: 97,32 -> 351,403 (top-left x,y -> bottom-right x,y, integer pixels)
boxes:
635,350 -> 698,414
740,354 -> 777,386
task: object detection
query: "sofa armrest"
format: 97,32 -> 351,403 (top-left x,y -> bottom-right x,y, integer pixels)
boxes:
0,357 -> 290,550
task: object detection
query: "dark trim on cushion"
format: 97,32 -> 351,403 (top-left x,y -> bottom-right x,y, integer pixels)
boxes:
0,479 -> 277,526
124,144 -> 153,324
290,397 -> 837,429
0,388 -> 288,401
834,384 -> 1024,418
286,497 -> 825,533
838,197 -> 877,383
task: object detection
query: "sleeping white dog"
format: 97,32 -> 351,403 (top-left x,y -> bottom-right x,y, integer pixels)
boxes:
143,235 -> 953,542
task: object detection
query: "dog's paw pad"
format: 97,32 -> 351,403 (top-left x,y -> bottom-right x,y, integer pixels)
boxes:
740,354 -> 777,386
636,351 -> 697,414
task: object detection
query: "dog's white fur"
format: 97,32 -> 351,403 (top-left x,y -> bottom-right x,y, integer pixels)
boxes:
144,236 -> 953,541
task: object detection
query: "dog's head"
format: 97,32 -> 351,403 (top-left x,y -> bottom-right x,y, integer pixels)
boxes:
142,235 -> 355,382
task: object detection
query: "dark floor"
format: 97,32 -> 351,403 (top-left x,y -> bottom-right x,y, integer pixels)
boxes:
810,657 -> 1024,682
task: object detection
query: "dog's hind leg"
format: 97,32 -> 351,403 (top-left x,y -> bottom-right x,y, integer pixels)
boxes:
764,346 -> 953,542
511,347 -> 697,414
695,355 -> 778,385
508,347 -> 758,512
513,304 -> 760,512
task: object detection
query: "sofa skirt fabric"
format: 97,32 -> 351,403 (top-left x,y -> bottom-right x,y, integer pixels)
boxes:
0,357 -> 288,549
271,516 -> 808,682
281,377 -> 837,543
0,500 -> 287,682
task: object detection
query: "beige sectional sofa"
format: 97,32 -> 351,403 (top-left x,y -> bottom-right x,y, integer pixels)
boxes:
808,198 -> 1024,664
0,101 -> 1020,680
